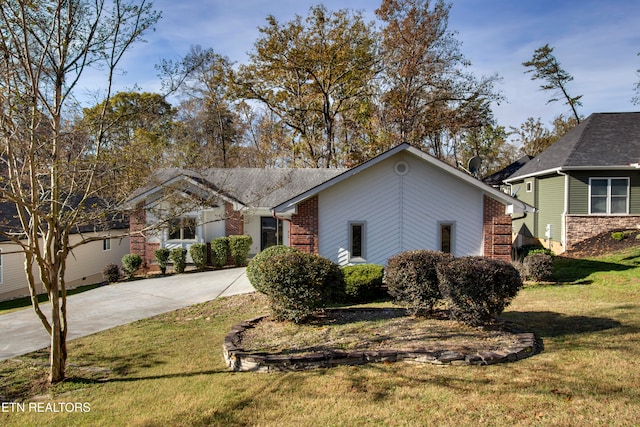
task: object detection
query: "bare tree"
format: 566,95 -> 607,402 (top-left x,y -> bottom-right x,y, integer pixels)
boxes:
0,0 -> 160,383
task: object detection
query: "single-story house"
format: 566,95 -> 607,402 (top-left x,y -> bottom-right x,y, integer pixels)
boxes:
0,203 -> 130,301
127,143 -> 533,267
504,112 -> 640,253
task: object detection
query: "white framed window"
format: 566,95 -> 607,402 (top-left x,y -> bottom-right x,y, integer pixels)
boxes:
168,217 -> 197,240
525,181 -> 533,192
348,221 -> 366,262
0,248 -> 3,284
103,238 -> 111,251
438,222 -> 455,254
589,178 -> 629,214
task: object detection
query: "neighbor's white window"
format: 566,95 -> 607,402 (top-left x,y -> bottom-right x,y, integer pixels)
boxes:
0,248 -> 3,284
349,221 -> 366,261
168,217 -> 197,240
103,238 -> 111,251
589,178 -> 629,214
526,181 -> 533,192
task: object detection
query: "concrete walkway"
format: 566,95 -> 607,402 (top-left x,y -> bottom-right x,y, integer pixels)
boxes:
0,267 -> 254,361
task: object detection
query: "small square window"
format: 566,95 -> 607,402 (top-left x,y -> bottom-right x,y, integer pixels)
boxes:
103,238 -> 111,251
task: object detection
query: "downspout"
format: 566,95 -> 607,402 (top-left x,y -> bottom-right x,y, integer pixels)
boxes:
557,170 -> 569,253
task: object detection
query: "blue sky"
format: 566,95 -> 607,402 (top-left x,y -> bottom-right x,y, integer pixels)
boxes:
89,0 -> 640,132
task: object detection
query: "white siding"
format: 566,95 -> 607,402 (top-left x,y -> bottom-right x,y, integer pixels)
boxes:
0,232 -> 130,301
318,152 -> 485,266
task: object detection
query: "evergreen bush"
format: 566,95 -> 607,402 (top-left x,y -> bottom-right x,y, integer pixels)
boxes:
210,237 -> 230,268
437,257 -> 523,326
189,243 -> 207,271
522,253 -> 553,281
342,264 -> 385,303
385,250 -> 453,316
256,251 -> 342,323
102,263 -> 121,283
246,245 -> 299,293
121,254 -> 142,279
170,247 -> 187,273
229,235 -> 252,266
154,248 -> 170,274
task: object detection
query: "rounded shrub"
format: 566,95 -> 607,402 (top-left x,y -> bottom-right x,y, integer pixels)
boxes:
437,257 -> 523,326
170,247 -> 187,273
210,237 -> 230,268
246,245 -> 300,293
189,243 -> 207,271
154,248 -> 170,274
121,254 -> 142,279
385,250 -> 453,316
102,263 -> 121,283
229,235 -> 252,266
256,251 -> 342,323
522,253 -> 553,282
342,264 -> 385,303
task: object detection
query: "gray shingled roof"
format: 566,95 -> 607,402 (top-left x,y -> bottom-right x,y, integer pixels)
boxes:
507,112 -> 640,180
128,168 -> 347,208
482,155 -> 533,186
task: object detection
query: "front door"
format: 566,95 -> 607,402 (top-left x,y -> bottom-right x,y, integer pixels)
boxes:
261,217 -> 282,251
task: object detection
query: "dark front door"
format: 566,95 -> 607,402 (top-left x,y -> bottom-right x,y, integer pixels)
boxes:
261,217 -> 282,251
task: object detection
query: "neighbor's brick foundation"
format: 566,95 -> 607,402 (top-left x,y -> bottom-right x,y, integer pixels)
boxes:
289,196 -> 319,254
483,196 -> 512,262
129,203 -> 154,267
565,215 -> 640,251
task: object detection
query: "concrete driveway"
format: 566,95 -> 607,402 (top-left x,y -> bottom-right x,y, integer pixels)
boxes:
0,267 -> 254,361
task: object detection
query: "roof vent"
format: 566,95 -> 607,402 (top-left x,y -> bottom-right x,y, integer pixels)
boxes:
394,161 -> 409,176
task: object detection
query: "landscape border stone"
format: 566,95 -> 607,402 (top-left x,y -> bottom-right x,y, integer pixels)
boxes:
223,310 -> 543,372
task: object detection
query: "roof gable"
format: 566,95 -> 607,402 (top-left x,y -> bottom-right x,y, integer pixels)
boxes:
126,168 -> 346,209
507,112 -> 640,180
274,143 -> 533,214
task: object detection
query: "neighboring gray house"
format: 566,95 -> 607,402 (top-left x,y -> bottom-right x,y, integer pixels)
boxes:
128,144 -> 533,267
505,112 -> 640,253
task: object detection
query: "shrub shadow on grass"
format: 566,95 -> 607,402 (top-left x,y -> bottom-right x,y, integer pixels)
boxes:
551,257 -> 635,283
502,311 -> 622,338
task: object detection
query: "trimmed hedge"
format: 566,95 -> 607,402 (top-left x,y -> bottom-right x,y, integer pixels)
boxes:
154,248 -> 170,274
247,245 -> 300,293
522,253 -> 553,281
437,256 -> 523,326
342,264 -> 385,303
210,237 -> 230,268
170,247 -> 187,273
385,250 -> 453,316
189,243 -> 207,271
255,251 -> 344,323
102,264 -> 121,283
121,254 -> 142,279
229,235 -> 252,266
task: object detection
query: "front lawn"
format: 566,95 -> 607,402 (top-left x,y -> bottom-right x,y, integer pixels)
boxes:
1,247 -> 639,426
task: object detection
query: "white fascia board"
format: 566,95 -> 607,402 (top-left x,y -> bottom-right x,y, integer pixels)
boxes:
505,165 -> 640,183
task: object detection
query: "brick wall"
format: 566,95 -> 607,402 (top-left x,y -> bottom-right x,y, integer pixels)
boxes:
289,196 -> 319,254
225,202 -> 244,236
483,195 -> 512,262
129,203 -> 150,265
566,215 -> 640,251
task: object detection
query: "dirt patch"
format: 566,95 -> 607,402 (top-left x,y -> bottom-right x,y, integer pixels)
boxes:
565,229 -> 640,258
239,307 -> 524,356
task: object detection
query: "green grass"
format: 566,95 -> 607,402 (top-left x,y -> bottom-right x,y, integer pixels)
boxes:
1,248 -> 640,426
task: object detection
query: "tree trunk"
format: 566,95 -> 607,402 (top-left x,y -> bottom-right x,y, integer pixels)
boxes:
48,273 -> 67,384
